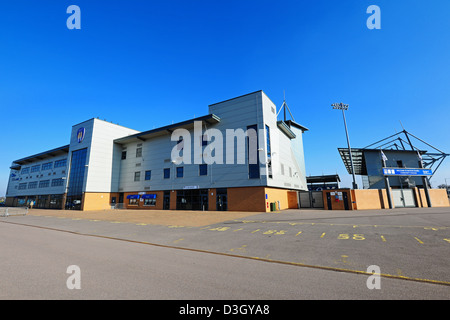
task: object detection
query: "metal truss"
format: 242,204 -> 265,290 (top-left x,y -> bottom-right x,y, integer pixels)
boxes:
363,129 -> 449,179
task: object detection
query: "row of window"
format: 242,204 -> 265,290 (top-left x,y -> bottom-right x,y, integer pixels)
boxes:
20,159 -> 67,174
18,178 -> 64,190
121,136 -> 210,161
128,198 -> 156,206
133,164 -> 208,182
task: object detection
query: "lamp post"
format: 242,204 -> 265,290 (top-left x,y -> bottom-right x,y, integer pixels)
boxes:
332,102 -> 358,189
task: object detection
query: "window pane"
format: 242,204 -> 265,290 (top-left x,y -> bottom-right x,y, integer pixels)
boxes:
164,168 -> 170,179
199,164 -> 207,176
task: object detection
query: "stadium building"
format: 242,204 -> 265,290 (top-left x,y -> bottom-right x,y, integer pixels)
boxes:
5,91 -> 309,212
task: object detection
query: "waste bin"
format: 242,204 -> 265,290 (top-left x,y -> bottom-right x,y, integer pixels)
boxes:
270,202 -> 276,212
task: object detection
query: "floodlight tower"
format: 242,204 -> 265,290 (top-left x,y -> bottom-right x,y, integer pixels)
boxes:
332,102 -> 358,189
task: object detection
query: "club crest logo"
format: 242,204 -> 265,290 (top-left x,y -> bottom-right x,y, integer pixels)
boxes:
77,127 -> 85,143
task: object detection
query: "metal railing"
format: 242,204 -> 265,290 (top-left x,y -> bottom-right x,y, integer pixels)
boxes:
0,207 -> 28,217
112,203 -> 125,210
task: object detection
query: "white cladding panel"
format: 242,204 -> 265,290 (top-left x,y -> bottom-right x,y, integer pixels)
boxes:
261,92 -> 307,191
68,119 -> 139,193
117,91 -> 307,192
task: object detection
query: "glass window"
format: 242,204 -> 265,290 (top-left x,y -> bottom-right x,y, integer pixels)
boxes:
177,138 -> 184,150
42,162 -> 53,171
66,148 -> 87,197
266,125 -> 271,157
121,151 -> 127,160
31,165 -> 41,173
266,125 -> 272,179
145,170 -> 151,180
54,159 -> 67,168
164,168 -> 170,179
176,167 -> 183,178
201,134 -> 208,146
28,181 -> 38,189
51,178 -> 64,187
21,168 -> 29,174
19,183 -> 27,190
39,180 -> 50,188
247,124 -> 260,179
134,171 -> 141,181
199,164 -> 207,176
144,198 -> 156,206
136,147 -> 142,158
128,198 -> 139,205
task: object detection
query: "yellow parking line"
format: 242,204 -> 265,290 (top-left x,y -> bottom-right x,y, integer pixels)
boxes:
414,237 -> 424,244
2,219 -> 450,288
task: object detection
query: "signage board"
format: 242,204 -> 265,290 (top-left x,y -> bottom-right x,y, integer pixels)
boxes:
382,168 -> 433,176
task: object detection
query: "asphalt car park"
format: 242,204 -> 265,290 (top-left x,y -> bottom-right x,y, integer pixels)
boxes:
1,206 -> 449,298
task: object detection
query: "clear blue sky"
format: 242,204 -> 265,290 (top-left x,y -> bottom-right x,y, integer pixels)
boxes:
1,0 -> 450,196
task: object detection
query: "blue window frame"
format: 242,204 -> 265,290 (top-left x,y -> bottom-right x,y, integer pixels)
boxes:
54,159 -> 67,168
247,124 -> 260,179
145,170 -> 151,180
163,168 -> 170,179
67,148 -> 87,197
176,167 -> 184,178
42,162 -> 53,171
199,164 -> 207,176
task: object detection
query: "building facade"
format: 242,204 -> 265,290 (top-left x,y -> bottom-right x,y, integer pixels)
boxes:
5,91 -> 308,212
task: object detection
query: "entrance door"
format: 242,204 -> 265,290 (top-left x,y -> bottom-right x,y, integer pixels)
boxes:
402,189 -> 416,207
326,192 -> 332,210
299,191 -> 324,209
343,192 -> 349,210
299,192 -> 311,208
311,191 -> 324,208
392,189 -> 416,208
163,191 -> 170,210
216,188 -> 228,211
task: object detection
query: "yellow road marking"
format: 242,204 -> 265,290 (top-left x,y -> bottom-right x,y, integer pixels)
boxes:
295,231 -> 302,236
2,219 -> 450,288
414,237 -> 424,244
320,232 -> 326,238
209,227 -> 230,232
233,220 -> 450,230
380,235 -> 387,242
230,245 -> 247,253
251,229 -> 260,233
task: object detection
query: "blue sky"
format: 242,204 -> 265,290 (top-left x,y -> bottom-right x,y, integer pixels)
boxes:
1,0 -> 450,196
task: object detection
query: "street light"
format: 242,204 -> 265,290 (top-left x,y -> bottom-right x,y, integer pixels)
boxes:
332,102 -> 358,189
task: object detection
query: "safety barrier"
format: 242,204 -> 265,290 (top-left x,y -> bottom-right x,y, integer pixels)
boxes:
0,207 -> 28,217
